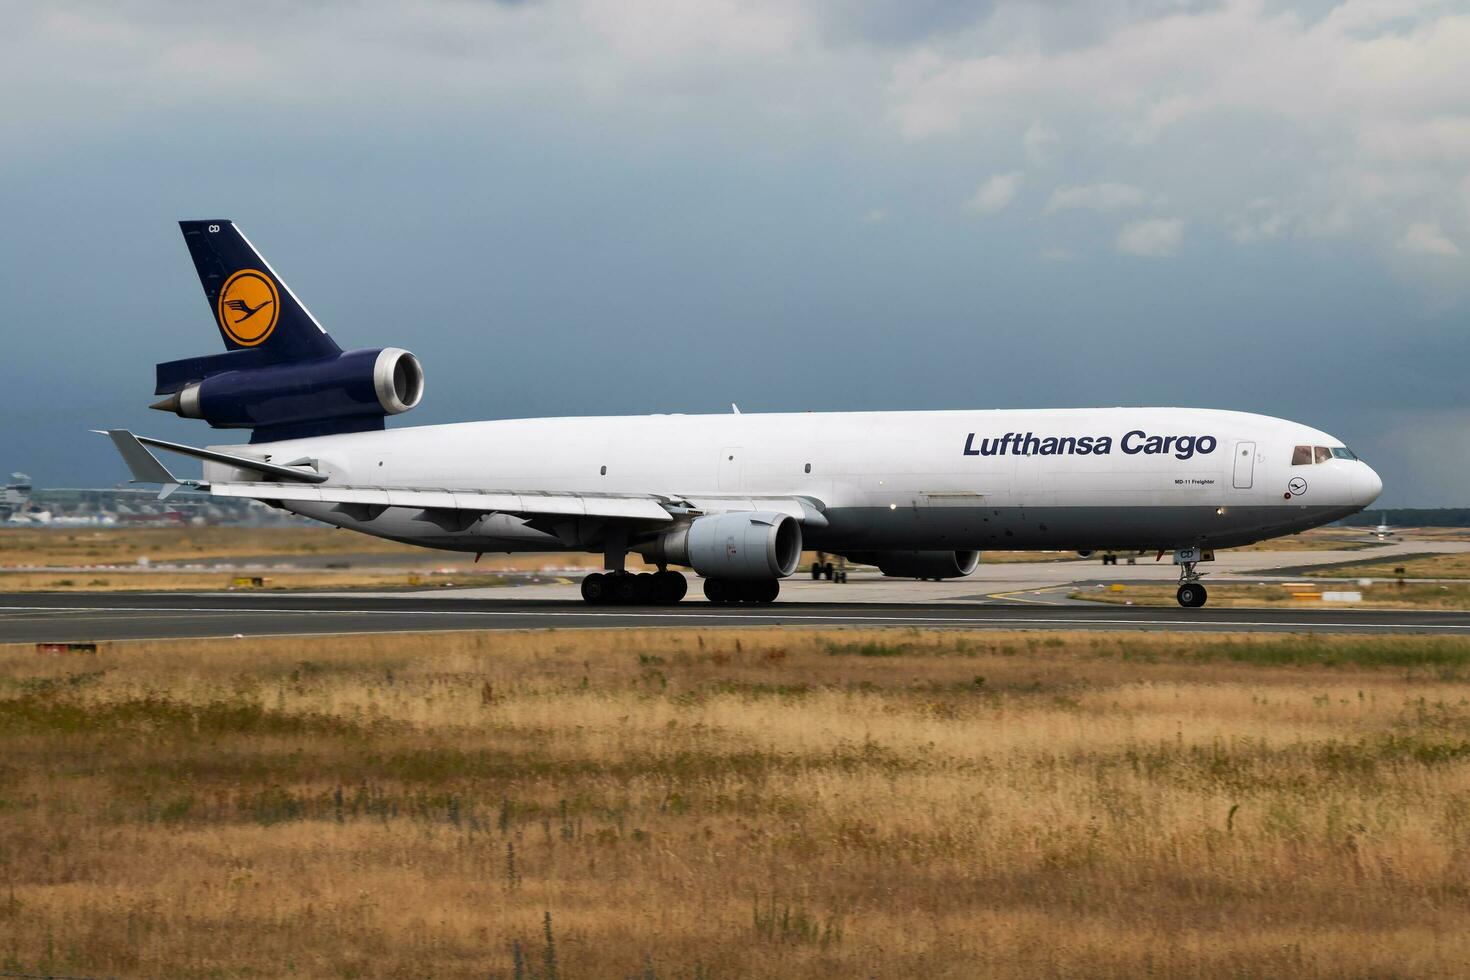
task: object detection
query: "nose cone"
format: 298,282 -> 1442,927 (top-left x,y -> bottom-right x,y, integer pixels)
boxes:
1353,464 -> 1383,507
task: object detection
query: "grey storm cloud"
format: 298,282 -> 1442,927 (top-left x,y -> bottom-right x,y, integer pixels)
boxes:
1,0 -> 1468,505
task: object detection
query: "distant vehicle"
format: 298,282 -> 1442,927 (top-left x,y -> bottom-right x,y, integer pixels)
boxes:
103,221 -> 1383,608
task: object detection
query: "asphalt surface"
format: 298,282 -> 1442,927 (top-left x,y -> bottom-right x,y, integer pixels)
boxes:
4,591 -> 1470,642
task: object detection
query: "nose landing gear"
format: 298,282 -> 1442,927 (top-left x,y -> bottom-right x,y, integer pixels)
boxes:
1176,560 -> 1208,608
1176,581 -> 1207,608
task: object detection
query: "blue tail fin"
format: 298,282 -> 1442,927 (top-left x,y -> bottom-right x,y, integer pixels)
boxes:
158,221 -> 343,396
179,220 -> 340,360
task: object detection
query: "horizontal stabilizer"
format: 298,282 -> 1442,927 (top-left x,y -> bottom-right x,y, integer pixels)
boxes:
134,434 -> 330,484
98,429 -> 182,485
96,431 -> 328,485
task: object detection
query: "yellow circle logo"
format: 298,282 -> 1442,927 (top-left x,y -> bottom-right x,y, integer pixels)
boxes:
217,269 -> 279,346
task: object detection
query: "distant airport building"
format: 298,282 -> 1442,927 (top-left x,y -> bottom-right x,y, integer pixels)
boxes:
2,476 -> 304,526
1,473 -> 31,520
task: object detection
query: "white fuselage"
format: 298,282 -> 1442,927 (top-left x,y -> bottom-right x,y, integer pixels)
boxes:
210,406 -> 1382,558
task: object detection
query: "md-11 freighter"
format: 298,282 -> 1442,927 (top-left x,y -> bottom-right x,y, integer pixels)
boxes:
103,221 -> 1382,607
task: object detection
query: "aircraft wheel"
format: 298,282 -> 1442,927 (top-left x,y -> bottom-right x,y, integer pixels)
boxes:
753,579 -> 780,604
633,572 -> 658,604
655,570 -> 687,603
610,573 -> 639,604
703,578 -> 731,604
1177,583 -> 1207,608
580,573 -> 608,604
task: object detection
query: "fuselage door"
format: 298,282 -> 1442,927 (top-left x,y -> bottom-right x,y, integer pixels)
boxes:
718,447 -> 743,492
1232,441 -> 1256,489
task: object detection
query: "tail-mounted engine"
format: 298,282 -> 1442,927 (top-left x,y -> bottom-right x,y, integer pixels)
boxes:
152,347 -> 424,443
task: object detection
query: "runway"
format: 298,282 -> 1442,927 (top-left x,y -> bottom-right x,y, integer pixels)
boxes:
4,591 -> 1470,642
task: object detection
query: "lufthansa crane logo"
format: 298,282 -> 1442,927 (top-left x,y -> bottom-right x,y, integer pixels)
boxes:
217,269 -> 279,346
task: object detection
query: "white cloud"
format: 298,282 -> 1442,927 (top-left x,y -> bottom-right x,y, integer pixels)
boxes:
861,208 -> 888,224
883,1 -> 1470,275
1045,182 -> 1147,213
1399,221 -> 1461,256
1023,120 -> 1058,165
964,171 -> 1023,216
1230,198 -> 1355,243
1116,218 -> 1184,257
4,1 -> 1469,289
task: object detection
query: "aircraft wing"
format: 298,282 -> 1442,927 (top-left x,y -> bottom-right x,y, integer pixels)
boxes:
208,481 -> 677,522
207,482 -> 829,526
101,429 -> 829,527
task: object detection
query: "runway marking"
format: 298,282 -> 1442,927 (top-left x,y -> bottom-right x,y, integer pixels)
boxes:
985,589 -> 1069,606
4,604 -> 1470,632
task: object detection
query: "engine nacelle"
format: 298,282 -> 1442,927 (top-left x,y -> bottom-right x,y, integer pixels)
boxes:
643,511 -> 803,580
844,550 -> 980,580
153,347 -> 424,435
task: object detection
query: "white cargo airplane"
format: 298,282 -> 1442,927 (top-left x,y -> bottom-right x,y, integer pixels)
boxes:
103,221 -> 1382,608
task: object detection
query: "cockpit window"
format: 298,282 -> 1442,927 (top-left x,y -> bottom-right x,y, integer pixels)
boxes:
1293,444 -> 1357,465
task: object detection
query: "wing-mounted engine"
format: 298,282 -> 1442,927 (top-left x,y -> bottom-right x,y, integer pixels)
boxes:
151,347 -> 424,442
642,511 -> 803,579
843,550 -> 980,579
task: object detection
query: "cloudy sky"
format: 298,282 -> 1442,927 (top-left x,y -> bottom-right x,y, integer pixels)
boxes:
3,0 -> 1468,505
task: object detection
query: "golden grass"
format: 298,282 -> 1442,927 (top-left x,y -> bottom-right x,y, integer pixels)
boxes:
969,550 -> 1081,563
4,628 -> 1470,977
1074,581 -> 1470,609
3,524 -> 1385,580
1223,528 -> 1380,552
1390,527 -> 1470,542
0,527 -> 608,572
1318,552 -> 1470,580
0,526 -> 417,566
0,570 -> 533,593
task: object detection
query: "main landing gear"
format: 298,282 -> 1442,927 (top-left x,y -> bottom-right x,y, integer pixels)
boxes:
580,570 -> 688,605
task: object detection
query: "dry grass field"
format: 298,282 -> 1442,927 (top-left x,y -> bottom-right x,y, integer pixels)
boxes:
0,527 -> 602,573
1318,552 -> 1470,581
4,628 -> 1470,977
1222,528 -> 1380,552
1074,581 -> 1470,609
0,526 -> 418,566
1400,528 -> 1470,543
0,569 -> 527,593
0,524 -> 1377,573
